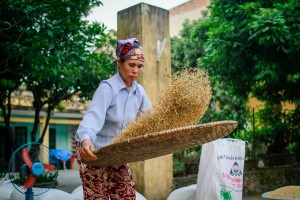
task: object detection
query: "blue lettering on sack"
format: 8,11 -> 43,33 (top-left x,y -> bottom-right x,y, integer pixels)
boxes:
217,155 -> 245,160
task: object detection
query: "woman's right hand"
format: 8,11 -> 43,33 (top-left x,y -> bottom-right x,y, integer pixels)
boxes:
80,140 -> 98,161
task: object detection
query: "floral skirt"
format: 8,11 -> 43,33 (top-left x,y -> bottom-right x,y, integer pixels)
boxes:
75,142 -> 136,200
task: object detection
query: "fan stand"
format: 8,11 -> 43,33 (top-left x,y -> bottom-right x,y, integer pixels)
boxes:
24,162 -> 44,200
25,187 -> 34,200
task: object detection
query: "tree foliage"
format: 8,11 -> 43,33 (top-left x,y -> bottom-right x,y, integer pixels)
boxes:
171,0 -> 300,155
171,13 -> 249,135
0,0 -> 115,148
194,0 -> 300,154
171,12 -> 209,73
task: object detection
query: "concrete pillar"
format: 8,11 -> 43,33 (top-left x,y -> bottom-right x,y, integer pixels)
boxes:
117,3 -> 172,200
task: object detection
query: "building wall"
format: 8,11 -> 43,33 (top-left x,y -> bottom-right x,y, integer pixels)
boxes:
0,110 -> 82,169
173,164 -> 300,195
169,0 -> 210,37
0,119 -> 78,150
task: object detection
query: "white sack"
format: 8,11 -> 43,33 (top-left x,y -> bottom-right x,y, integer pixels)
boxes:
196,139 -> 245,200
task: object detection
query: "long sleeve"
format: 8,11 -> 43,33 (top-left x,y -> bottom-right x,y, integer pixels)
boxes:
75,83 -> 113,143
75,73 -> 153,149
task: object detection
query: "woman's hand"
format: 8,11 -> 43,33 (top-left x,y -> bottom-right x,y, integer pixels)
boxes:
80,140 -> 98,161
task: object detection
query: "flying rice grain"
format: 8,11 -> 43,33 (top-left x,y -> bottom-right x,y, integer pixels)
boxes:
112,69 -> 212,143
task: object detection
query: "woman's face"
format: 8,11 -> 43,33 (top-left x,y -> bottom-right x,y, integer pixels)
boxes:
117,59 -> 144,87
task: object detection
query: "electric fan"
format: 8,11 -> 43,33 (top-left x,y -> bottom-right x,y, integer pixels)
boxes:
8,142 -> 59,200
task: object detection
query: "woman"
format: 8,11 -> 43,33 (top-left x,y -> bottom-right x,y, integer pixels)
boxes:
75,38 -> 152,200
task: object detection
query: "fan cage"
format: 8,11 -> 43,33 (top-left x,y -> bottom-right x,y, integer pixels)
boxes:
8,142 -> 59,196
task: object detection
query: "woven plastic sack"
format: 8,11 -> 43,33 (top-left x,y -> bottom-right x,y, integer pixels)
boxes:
167,184 -> 196,200
196,139 -> 245,200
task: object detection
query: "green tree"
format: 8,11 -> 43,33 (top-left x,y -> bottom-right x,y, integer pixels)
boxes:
171,13 -> 248,133
0,1 -> 115,149
171,13 -> 208,73
196,0 -> 300,154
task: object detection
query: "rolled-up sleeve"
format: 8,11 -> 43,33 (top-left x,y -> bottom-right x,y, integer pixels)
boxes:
75,83 -> 113,143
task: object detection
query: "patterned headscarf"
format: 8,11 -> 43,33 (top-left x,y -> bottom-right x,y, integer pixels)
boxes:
115,38 -> 144,62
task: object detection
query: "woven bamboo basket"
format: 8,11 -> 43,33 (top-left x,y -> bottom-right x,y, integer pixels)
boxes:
85,120 -> 238,166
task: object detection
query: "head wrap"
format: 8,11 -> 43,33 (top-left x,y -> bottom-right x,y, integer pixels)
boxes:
114,38 -> 145,62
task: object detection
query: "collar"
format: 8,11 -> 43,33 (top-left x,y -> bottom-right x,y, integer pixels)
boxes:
116,72 -> 138,94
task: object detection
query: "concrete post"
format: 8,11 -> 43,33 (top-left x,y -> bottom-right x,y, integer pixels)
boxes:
117,3 -> 172,200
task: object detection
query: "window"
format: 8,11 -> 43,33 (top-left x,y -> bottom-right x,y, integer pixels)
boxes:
15,127 -> 27,148
14,126 -> 28,170
49,128 -> 56,149
0,126 -> 7,170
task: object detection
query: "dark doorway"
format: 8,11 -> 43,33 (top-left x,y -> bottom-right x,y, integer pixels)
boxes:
15,126 -> 27,148
49,128 -> 56,149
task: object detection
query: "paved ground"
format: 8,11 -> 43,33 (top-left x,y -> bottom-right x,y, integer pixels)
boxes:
56,169 -> 81,194
56,169 -> 264,199
244,194 -> 264,200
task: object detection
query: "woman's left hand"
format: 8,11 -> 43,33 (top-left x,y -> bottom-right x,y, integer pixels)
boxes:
80,139 -> 98,161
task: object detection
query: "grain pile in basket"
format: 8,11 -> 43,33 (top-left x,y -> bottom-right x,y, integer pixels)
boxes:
112,69 -> 212,143
267,186 -> 300,199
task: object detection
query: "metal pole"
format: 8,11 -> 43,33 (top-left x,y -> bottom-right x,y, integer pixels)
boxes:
25,187 -> 34,200
252,108 -> 256,160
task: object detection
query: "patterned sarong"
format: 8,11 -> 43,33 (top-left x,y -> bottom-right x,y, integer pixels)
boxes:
75,142 -> 136,200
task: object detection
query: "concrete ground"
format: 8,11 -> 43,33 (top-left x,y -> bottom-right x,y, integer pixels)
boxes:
56,169 -> 81,194
56,169 -> 264,199
244,194 -> 264,200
